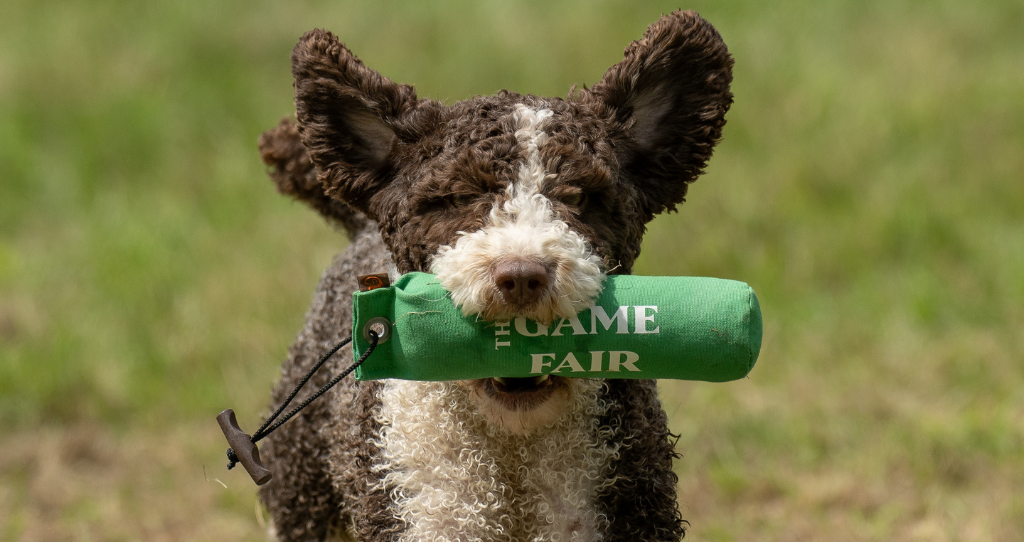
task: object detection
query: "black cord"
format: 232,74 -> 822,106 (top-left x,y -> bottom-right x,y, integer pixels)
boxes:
223,330 -> 381,475
250,337 -> 352,440
251,331 -> 378,444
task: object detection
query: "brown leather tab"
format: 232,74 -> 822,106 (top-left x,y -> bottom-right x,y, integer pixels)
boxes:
357,273 -> 391,292
217,409 -> 273,485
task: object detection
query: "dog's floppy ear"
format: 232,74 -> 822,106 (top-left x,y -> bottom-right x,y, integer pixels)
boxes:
291,29 -> 423,218
589,10 -> 733,218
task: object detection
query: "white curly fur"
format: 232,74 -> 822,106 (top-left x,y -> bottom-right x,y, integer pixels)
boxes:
431,104 -> 606,324
375,379 -> 620,542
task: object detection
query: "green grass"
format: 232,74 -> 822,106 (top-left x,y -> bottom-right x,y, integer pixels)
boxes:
2,0 -> 1022,540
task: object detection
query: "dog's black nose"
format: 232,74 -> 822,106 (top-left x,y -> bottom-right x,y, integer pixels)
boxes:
493,260 -> 549,305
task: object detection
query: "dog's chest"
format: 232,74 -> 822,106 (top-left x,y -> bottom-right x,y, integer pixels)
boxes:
374,380 -> 616,542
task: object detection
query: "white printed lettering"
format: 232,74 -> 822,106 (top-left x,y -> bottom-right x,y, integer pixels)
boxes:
588,351 -> 604,372
494,321 -> 511,336
608,351 -> 641,372
495,338 -> 511,349
550,314 -> 588,336
515,317 -> 549,337
551,352 -> 585,373
634,306 -> 660,334
530,353 -> 555,374
590,306 -> 629,334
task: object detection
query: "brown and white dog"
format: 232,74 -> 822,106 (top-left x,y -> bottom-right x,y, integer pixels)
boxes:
257,10 -> 732,541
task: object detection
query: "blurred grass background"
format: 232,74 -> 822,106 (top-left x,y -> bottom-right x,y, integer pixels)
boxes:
1,0 -> 1021,540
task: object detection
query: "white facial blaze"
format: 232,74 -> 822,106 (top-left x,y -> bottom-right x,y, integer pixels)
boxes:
431,104 -> 605,323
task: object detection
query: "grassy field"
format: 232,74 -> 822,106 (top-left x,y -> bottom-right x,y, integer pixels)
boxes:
1,0 -> 1022,540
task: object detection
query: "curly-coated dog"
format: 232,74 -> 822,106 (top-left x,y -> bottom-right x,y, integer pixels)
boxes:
256,10 -> 732,541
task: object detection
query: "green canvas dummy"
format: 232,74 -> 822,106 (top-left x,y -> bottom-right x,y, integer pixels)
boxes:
353,272 -> 761,382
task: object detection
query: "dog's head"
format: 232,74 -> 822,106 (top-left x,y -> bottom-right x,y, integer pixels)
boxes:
278,10 -> 732,432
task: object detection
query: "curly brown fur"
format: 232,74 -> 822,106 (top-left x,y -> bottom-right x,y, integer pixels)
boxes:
259,118 -> 369,237
595,379 -> 687,541
259,226 -> 400,540
589,9 -> 733,218
259,10 -> 732,541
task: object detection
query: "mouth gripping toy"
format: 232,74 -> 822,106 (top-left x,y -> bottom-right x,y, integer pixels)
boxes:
219,272 -> 762,485
353,272 -> 761,382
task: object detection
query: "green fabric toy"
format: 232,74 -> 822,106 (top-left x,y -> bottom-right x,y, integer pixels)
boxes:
353,272 -> 761,382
